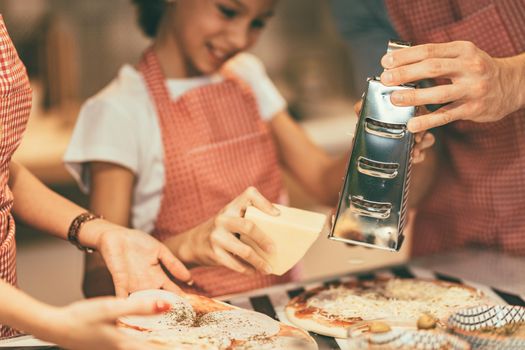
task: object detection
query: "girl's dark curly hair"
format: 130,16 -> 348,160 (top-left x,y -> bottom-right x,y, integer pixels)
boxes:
131,0 -> 167,38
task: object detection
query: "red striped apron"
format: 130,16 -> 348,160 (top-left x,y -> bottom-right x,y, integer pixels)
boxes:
138,49 -> 294,297
0,16 -> 33,339
385,0 -> 525,255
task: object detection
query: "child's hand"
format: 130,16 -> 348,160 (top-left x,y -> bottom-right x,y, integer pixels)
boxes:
173,187 -> 277,275
353,100 -> 435,164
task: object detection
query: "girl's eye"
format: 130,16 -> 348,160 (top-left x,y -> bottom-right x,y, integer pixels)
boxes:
251,19 -> 266,29
218,4 -> 238,19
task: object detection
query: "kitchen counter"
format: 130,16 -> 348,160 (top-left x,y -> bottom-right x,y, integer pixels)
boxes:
219,248 -> 524,350
410,248 -> 525,295
218,247 -> 525,301
2,248 -> 523,349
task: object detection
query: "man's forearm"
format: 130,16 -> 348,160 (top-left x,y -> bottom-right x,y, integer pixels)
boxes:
502,52 -> 525,112
516,53 -> 525,110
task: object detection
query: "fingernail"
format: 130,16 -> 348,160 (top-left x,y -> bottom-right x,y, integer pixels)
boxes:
391,93 -> 404,103
186,279 -> 194,286
271,206 -> 280,215
382,72 -> 393,84
408,119 -> 420,132
382,54 -> 394,68
264,265 -> 273,274
155,301 -> 171,312
266,244 -> 276,254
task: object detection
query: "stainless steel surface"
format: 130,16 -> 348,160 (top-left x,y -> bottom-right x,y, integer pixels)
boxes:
357,157 -> 399,179
329,74 -> 415,251
386,39 -> 412,53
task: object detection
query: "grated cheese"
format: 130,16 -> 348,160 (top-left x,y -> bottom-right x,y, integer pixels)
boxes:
307,279 -> 483,323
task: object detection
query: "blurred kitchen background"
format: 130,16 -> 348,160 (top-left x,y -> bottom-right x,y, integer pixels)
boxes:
1,0 -> 411,305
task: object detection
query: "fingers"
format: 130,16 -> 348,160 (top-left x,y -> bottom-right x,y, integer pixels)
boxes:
420,133 -> 435,149
381,58 -> 459,86
390,83 -> 463,107
238,187 -> 279,216
111,271 -> 130,298
411,102 -> 464,132
158,245 -> 192,283
160,279 -> 183,294
89,297 -> 171,322
412,150 -> 426,163
212,245 -> 255,274
412,132 -> 435,163
407,101 -> 465,132
221,217 -> 275,253
353,100 -> 363,115
210,226 -> 270,273
382,41 -> 468,69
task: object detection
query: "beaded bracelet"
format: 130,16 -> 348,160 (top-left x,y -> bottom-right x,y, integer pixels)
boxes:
67,212 -> 102,253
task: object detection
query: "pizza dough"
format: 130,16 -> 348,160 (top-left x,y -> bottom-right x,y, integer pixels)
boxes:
119,289 -> 317,349
285,278 -> 486,338
198,309 -> 280,340
120,289 -> 196,330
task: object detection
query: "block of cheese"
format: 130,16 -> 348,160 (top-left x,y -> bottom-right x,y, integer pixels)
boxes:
242,204 -> 327,276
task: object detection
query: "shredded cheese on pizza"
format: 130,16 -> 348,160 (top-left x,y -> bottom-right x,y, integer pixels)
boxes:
307,279 -> 482,322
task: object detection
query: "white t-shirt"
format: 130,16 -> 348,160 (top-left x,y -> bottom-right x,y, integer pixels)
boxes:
64,53 -> 286,234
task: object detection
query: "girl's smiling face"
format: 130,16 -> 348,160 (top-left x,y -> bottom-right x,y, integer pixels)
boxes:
158,0 -> 277,77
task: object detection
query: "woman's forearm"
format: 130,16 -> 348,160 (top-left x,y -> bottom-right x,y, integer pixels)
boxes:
0,280 -> 56,338
8,161 -> 102,249
9,162 -> 85,238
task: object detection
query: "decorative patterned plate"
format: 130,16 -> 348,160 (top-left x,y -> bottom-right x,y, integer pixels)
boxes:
347,327 -> 470,349
447,305 -> 525,349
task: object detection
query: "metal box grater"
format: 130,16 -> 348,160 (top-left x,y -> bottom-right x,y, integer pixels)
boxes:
328,41 -> 416,251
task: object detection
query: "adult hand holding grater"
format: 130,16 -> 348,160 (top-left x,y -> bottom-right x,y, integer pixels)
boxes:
329,40 -> 425,251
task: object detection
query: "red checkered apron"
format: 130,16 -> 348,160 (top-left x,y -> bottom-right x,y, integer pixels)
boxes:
0,16 -> 32,338
138,49 -> 294,297
385,0 -> 525,255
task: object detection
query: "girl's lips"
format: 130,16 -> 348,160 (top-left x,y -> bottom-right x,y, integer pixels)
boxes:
206,43 -> 230,65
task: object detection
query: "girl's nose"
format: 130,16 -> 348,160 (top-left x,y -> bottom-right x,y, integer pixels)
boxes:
227,24 -> 250,51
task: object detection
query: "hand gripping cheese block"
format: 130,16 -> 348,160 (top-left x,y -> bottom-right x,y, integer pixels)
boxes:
242,204 -> 327,275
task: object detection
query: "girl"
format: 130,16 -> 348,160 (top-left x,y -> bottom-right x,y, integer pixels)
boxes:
0,15 -> 190,349
65,0 -> 434,297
